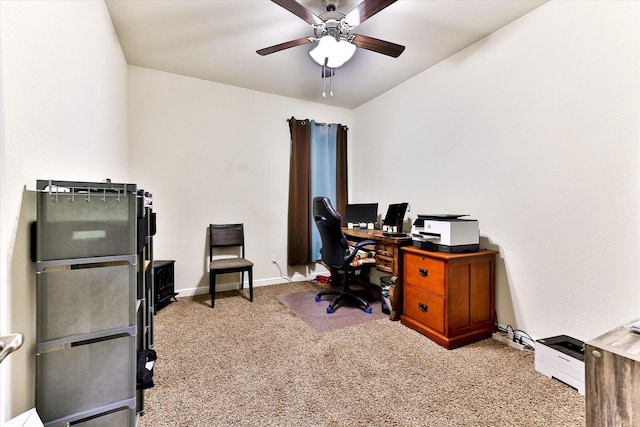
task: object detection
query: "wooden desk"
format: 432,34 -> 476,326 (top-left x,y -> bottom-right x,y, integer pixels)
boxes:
342,228 -> 411,275
342,228 -> 411,320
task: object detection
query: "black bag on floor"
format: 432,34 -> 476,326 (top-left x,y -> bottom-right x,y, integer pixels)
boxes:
137,349 -> 158,390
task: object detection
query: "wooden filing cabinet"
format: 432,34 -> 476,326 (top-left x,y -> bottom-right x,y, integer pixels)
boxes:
400,246 -> 497,349
585,320 -> 640,426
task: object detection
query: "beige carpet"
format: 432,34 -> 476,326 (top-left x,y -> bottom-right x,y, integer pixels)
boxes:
139,281 -> 585,426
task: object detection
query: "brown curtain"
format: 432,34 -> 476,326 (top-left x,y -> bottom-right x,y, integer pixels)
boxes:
336,124 -> 349,221
287,117 -> 311,265
287,117 -> 348,266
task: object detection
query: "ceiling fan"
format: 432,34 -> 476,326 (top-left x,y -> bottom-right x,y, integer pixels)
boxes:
257,0 -> 405,68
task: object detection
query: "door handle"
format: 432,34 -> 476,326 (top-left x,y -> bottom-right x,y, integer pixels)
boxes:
0,333 -> 24,364
419,268 -> 428,277
418,303 -> 428,312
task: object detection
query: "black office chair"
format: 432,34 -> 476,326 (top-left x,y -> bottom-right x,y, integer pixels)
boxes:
313,197 -> 377,314
208,223 -> 253,308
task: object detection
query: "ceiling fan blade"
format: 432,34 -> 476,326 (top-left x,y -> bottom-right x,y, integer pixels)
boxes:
344,0 -> 397,26
257,37 -> 314,56
271,0 -> 323,26
352,34 -> 405,58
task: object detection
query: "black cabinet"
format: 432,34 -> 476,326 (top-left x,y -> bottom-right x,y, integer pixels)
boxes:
153,260 -> 177,311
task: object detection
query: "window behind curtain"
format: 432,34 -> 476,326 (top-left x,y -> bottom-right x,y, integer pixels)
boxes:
287,117 -> 348,266
310,121 -> 337,261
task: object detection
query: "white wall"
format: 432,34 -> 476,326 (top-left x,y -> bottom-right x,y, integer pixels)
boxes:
352,0 -> 640,342
127,66 -> 353,296
2,0 -> 638,420
0,1 -> 128,421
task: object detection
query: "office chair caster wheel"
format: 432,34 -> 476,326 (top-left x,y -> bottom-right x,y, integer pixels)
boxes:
364,306 -> 372,314
315,295 -> 321,302
326,306 -> 334,314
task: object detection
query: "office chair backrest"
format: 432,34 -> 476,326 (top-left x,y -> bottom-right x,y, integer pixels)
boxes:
313,197 -> 349,269
209,223 -> 246,259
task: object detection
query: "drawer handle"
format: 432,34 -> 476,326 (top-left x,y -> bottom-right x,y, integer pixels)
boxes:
418,303 -> 428,312
418,268 -> 428,277
592,350 -> 602,358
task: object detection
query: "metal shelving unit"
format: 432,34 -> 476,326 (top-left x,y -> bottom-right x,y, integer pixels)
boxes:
34,180 -> 155,427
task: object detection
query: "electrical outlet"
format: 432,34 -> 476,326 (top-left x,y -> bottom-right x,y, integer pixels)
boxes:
270,254 -> 276,264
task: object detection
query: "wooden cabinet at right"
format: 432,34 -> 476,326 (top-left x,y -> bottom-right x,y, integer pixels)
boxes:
585,321 -> 640,426
400,246 -> 497,349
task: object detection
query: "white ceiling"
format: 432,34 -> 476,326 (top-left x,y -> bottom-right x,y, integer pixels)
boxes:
105,0 -> 546,109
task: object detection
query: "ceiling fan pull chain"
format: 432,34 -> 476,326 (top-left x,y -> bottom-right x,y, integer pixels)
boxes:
330,71 -> 334,97
322,62 -> 327,98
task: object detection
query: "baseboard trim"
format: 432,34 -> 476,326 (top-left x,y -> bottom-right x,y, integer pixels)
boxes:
177,272 -> 326,297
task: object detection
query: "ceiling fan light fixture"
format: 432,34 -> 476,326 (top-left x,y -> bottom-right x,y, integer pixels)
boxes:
309,36 -> 356,68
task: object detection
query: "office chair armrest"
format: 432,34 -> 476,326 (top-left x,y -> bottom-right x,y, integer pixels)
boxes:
345,240 -> 377,264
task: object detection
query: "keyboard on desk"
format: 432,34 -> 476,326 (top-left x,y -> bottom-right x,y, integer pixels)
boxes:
383,232 -> 408,238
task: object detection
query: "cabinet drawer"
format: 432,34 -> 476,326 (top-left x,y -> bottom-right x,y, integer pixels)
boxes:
37,262 -> 136,342
73,406 -> 135,427
376,242 -> 394,258
375,255 -> 393,273
36,332 -> 136,424
36,186 -> 137,261
403,283 -> 445,334
404,253 -> 445,294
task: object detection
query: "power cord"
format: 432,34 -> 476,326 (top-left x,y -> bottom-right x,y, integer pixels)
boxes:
506,324 -> 535,352
495,319 -> 536,352
272,260 -> 292,282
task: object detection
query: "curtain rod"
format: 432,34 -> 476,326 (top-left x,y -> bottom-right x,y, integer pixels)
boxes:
286,118 -> 348,130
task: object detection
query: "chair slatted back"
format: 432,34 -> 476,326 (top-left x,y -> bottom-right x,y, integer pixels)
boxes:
209,223 -> 246,260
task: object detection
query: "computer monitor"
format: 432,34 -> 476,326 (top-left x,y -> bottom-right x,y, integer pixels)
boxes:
383,202 -> 408,230
344,203 -> 378,226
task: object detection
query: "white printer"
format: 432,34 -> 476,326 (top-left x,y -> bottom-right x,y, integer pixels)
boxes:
534,335 -> 585,395
411,215 -> 479,253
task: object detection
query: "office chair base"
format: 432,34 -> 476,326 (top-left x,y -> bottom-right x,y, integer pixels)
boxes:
316,289 -> 372,314
327,304 -> 373,314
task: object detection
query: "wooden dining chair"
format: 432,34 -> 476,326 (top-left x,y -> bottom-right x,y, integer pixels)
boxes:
208,223 -> 253,308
